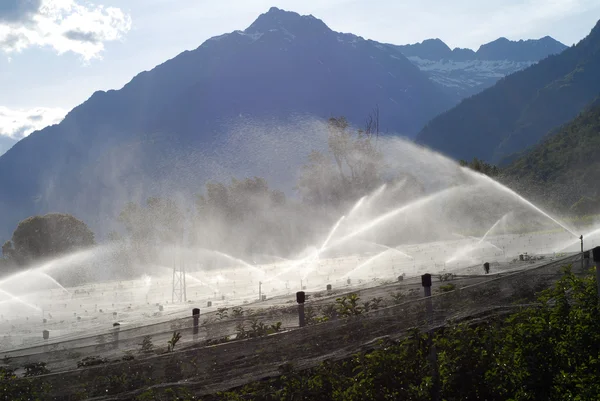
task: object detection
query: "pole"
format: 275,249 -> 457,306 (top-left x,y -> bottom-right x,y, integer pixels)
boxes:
259,281 -> 262,301
421,273 -> 439,401
593,247 -> 600,303
192,308 -> 200,341
421,274 -> 433,318
112,323 -> 120,349
581,235 -> 584,271
296,291 -> 306,327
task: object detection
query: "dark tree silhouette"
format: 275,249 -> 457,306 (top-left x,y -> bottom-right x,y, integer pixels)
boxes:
6,213 -> 95,264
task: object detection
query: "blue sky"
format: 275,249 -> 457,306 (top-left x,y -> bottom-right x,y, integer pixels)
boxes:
0,0 -> 599,142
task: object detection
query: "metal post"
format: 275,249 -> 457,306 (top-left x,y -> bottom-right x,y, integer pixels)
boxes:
112,322 -> 120,349
593,247 -> 600,303
43,329 -> 49,353
259,281 -> 262,301
192,308 -> 200,340
421,274 -> 433,317
296,291 -> 306,327
581,235 -> 584,270
422,273 -> 439,400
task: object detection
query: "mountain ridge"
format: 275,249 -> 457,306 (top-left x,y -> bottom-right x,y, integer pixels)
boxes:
397,35 -> 566,62
416,19 -> 600,163
396,35 -> 568,99
0,7 -> 453,239
501,98 -> 600,212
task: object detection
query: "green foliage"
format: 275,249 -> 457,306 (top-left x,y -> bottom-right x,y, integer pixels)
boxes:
439,283 -> 456,293
335,293 -> 363,317
390,291 -> 407,304
209,266 -> 600,401
216,307 -> 229,320
236,319 -> 284,339
231,306 -> 244,318
459,158 -> 499,177
167,331 -> 182,352
503,100 -> 600,212
23,362 -> 50,377
135,387 -> 196,400
0,367 -> 49,400
438,272 -> 454,282
77,356 -> 108,368
362,297 -> 385,312
139,335 -> 154,354
5,213 -> 95,264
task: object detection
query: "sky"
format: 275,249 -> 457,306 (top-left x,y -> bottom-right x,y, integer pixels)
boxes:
0,0 -> 598,145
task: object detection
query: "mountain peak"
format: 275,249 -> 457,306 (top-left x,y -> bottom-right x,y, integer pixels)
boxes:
396,38 -> 452,60
245,7 -> 330,36
476,36 -> 567,61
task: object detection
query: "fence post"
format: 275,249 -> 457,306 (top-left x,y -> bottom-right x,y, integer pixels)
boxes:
593,247 -> 600,303
192,308 -> 200,341
112,323 -> 120,349
581,235 -> 584,271
421,273 -> 439,401
421,274 -> 433,319
296,291 -> 306,327
43,329 -> 49,352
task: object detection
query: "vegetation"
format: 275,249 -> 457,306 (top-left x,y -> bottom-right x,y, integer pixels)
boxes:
211,266 -> 600,401
438,283 -> 456,292
139,335 -> 154,354
0,367 -> 49,401
1,213 -> 95,265
297,115 -> 383,207
3,266 -> 599,400
167,331 -> 182,352
503,100 -> 600,212
459,157 -> 499,177
113,111 -> 390,263
22,362 -> 50,377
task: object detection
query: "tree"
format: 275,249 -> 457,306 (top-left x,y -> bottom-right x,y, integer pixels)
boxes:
297,111 -> 384,207
1,241 -> 14,259
7,213 -> 95,264
118,197 -> 185,263
194,177 -> 292,255
459,157 -> 499,177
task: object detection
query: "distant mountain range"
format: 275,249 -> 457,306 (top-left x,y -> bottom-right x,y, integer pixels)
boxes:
0,7 -> 581,239
417,19 -> 600,163
0,7 -> 454,238
397,36 -> 567,99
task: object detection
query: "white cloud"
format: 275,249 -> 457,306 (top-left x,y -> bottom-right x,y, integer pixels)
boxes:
0,106 -> 67,139
0,0 -> 131,60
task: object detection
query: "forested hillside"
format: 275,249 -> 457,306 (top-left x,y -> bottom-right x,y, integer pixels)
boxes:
502,98 -> 600,214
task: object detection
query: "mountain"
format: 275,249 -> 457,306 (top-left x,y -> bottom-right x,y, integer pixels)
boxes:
476,36 -> 567,62
502,98 -> 600,212
416,19 -> 600,163
397,36 -> 567,99
0,136 -> 16,157
0,7 -> 454,238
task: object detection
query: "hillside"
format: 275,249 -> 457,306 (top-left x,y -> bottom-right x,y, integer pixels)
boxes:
397,36 -> 567,99
502,99 -> 600,213
0,7 -> 453,239
416,19 -> 600,163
